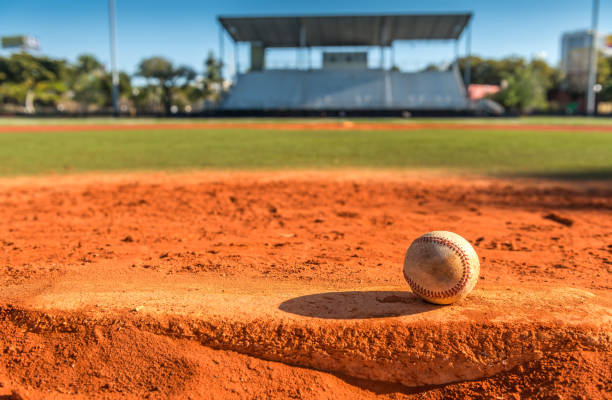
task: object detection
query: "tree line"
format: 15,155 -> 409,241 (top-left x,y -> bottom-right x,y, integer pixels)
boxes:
0,52 -> 223,115
1,51 -> 611,114
452,54 -> 612,113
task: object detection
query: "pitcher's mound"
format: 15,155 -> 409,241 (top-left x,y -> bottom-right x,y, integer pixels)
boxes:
2,270 -> 610,395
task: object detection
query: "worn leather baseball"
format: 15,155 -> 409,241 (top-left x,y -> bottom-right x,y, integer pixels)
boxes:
403,231 -> 480,305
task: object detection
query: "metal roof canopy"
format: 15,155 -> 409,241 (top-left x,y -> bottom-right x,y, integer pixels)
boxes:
218,14 -> 472,48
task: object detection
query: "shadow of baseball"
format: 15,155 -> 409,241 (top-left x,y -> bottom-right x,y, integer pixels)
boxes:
278,291 -> 443,319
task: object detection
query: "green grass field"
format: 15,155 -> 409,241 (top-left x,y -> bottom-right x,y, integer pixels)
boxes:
0,117 -> 611,179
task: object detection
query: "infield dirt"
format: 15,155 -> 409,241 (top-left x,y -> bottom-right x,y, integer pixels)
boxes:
0,171 -> 610,399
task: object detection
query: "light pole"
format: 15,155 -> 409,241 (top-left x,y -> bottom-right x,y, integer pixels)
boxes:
586,0 -> 600,115
108,0 -> 120,116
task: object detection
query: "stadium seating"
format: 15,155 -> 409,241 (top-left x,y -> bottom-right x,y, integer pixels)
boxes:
220,69 -> 470,111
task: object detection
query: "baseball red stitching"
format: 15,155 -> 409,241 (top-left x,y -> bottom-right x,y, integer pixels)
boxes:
404,236 -> 471,299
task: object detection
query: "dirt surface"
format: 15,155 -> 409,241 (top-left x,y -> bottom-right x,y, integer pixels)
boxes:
0,170 -> 610,399
2,120 -> 612,133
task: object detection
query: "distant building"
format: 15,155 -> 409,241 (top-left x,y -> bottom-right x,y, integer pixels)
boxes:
560,30 -> 612,91
1,35 -> 39,52
468,84 -> 500,100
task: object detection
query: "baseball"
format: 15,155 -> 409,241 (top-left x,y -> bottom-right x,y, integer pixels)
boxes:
403,231 -> 480,305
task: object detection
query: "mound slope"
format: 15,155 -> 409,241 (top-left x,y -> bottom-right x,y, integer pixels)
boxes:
2,269 -> 611,388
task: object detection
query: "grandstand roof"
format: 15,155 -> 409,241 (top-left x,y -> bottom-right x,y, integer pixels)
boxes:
218,14 -> 472,48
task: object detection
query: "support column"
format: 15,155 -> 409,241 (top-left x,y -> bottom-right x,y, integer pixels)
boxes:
380,18 -> 388,70
463,20 -> 472,87
218,22 -> 224,80
299,22 -> 307,70
308,47 -> 312,70
234,41 -> 240,78
454,38 -> 459,68
250,43 -> 265,71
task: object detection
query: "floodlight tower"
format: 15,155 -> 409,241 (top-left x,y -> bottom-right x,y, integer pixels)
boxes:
108,0 -> 120,116
586,0 -> 600,115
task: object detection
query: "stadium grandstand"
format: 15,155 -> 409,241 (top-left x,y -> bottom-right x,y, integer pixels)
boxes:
216,14 -> 502,116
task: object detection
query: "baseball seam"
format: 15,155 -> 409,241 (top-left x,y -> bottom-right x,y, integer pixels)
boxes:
404,236 -> 471,299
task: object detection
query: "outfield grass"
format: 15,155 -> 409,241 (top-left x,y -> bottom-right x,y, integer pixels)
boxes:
0,125 -> 610,178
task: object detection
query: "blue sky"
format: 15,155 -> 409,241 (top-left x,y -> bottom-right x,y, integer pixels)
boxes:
0,0 -> 606,76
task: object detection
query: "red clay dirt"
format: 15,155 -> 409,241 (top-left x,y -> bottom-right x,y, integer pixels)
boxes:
2,120 -> 612,133
0,170 -> 610,399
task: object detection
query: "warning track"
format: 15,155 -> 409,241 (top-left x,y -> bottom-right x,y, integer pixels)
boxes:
2,121 -> 612,133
